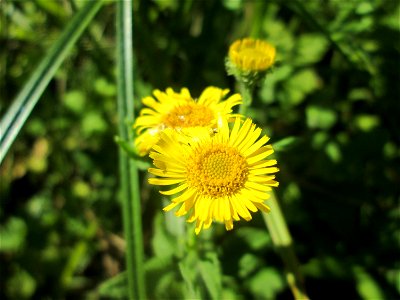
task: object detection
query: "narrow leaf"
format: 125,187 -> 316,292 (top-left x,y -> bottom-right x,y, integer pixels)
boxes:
0,0 -> 104,164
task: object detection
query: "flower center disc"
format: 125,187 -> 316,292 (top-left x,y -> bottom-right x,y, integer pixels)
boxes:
187,144 -> 248,198
163,104 -> 214,128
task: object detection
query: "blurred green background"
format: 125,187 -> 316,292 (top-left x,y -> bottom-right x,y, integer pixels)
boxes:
1,0 -> 399,299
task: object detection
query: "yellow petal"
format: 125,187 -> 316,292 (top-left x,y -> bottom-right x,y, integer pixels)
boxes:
148,178 -> 186,186
160,183 -> 188,196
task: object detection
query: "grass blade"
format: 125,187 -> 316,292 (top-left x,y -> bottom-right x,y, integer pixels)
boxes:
0,0 -> 104,164
116,0 -> 146,299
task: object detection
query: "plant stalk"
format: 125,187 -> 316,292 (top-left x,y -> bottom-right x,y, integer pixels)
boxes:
116,1 -> 146,299
238,83 -> 309,299
262,192 -> 309,299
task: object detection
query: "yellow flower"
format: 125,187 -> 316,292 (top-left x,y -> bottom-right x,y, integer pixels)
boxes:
228,38 -> 276,72
148,117 -> 279,234
133,87 -> 242,156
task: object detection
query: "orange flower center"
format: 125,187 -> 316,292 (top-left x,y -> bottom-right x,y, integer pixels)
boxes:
186,144 -> 248,198
163,104 -> 214,128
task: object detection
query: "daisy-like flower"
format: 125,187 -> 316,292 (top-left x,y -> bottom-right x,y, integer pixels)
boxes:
133,87 -> 242,156
228,38 -> 276,72
148,117 -> 279,234
226,38 -> 276,88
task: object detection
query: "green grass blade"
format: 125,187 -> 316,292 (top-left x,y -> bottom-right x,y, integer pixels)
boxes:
0,0 -> 104,164
116,0 -> 146,299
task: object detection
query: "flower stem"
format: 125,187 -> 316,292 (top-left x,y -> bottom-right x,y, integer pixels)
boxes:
238,82 -> 252,116
238,81 -> 309,299
116,1 -> 146,299
262,191 -> 309,300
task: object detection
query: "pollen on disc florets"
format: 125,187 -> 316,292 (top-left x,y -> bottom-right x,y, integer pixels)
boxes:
163,104 -> 214,128
186,144 -> 248,198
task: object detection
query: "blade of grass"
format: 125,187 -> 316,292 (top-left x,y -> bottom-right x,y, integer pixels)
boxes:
116,1 -> 146,299
0,0 -> 104,164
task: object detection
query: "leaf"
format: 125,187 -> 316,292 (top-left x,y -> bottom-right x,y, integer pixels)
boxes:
246,267 -> 285,299
0,217 -> 27,252
293,34 -> 329,65
198,253 -> 222,300
114,136 -> 151,170
284,69 -> 320,105
353,266 -> 385,300
151,212 -> 176,258
6,268 -> 36,299
63,90 -> 86,114
98,272 -> 128,299
354,115 -> 380,132
238,254 -> 264,278
179,259 -> 200,299
273,136 -> 299,152
235,227 -> 271,251
81,112 -> 107,135
306,105 -> 337,129
0,0 -> 105,164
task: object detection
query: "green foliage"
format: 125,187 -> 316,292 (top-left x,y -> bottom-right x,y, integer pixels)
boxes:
1,0 -> 399,299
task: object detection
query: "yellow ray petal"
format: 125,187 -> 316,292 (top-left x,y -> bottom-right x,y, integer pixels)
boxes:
229,117 -> 242,144
225,219 -> 234,231
254,202 -> 271,213
163,202 -> 179,212
172,188 -> 196,204
175,195 -> 195,216
148,168 -> 186,178
160,183 -> 188,196
246,146 -> 274,165
243,135 -> 269,157
249,167 -> 280,175
245,181 -> 272,192
231,194 -> 252,221
248,159 -> 277,169
148,178 -> 186,186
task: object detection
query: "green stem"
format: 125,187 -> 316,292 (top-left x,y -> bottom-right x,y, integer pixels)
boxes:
116,1 -> 146,299
262,191 -> 309,300
238,82 -> 252,116
238,80 -> 308,299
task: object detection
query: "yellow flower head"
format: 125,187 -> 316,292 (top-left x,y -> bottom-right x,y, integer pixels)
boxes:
228,38 -> 276,72
148,117 -> 279,234
134,87 -> 242,156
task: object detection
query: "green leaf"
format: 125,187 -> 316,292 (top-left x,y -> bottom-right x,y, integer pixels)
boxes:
294,34 -> 329,65
198,253 -> 222,300
273,136 -> 299,152
94,77 -> 116,97
238,254 -> 264,278
0,0 -> 105,164
151,212 -> 176,258
236,227 -> 271,251
353,266 -> 385,300
0,217 -> 27,252
6,268 -> 36,299
325,141 -> 342,162
81,111 -> 107,135
306,105 -> 337,129
285,69 -> 320,105
98,272 -> 128,299
246,268 -> 285,299
114,136 -> 151,170
179,257 -> 200,299
354,114 -> 380,132
63,90 -> 86,114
